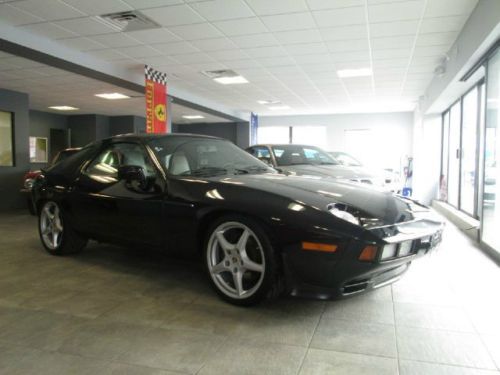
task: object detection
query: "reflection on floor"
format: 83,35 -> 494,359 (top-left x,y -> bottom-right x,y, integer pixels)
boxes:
0,211 -> 499,375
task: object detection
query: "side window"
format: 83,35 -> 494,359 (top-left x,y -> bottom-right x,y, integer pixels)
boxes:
86,143 -> 156,180
253,147 -> 271,158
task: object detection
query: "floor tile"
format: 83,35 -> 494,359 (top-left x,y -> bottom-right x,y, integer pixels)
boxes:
161,301 -> 257,335
399,360 -> 500,375
101,296 -> 190,327
397,326 -> 496,369
230,309 -> 320,347
58,319 -> 150,360
117,327 -> 225,373
395,303 -> 475,332
199,339 -> 306,375
323,297 -> 394,325
481,334 -> 500,370
299,348 -> 398,375
310,318 -> 397,357
0,309 -> 85,351
100,362 -> 182,375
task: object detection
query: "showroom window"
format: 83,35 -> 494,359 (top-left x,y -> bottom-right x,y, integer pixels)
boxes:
0,111 -> 14,167
257,126 -> 290,144
441,81 -> 484,217
257,126 -> 327,148
482,47 -> 500,252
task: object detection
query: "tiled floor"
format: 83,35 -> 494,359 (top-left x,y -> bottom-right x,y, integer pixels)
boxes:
0,210 -> 499,374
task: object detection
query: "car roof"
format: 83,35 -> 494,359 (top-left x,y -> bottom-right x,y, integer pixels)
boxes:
105,133 -> 224,143
250,144 -> 319,148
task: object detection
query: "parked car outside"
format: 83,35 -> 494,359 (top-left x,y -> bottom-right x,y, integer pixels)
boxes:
21,147 -> 81,214
329,151 -> 401,192
32,134 -> 443,306
247,144 -> 386,188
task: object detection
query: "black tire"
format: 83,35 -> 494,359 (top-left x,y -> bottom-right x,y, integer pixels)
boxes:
204,214 -> 281,306
38,200 -> 87,256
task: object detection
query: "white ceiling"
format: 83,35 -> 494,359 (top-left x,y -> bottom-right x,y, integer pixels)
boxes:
0,51 -> 230,123
0,0 -> 479,116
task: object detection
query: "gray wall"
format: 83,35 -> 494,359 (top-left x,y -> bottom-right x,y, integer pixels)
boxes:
68,115 -> 111,147
110,116 -> 146,136
29,110 -> 68,168
0,88 -> 30,210
173,122 -> 237,143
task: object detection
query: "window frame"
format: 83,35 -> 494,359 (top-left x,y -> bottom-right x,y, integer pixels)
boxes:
0,110 -> 15,167
440,78 -> 485,219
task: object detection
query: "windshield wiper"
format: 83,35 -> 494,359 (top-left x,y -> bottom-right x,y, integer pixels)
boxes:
234,166 -> 269,174
181,167 -> 228,177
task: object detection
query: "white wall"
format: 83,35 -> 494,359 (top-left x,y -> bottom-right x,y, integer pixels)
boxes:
259,112 -> 414,172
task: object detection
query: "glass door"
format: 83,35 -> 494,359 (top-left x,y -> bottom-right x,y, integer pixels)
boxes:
460,87 -> 479,216
481,49 -> 500,252
448,102 -> 462,208
440,111 -> 450,201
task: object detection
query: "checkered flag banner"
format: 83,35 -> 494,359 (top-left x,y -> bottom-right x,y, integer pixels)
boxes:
145,65 -> 167,85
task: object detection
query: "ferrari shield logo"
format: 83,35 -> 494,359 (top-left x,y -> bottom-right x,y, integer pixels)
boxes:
155,104 -> 166,122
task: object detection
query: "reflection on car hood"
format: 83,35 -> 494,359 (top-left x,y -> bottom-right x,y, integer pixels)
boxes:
204,173 -> 415,226
281,164 -> 377,180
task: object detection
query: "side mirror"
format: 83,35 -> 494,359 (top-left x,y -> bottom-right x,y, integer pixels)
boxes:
118,165 -> 145,184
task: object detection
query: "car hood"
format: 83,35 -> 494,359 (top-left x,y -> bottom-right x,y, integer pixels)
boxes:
201,172 -> 415,226
280,164 -> 378,180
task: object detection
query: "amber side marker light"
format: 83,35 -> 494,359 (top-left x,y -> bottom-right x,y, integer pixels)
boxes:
302,242 -> 337,253
359,245 -> 378,261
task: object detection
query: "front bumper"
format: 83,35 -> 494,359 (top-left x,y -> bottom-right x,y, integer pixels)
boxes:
281,221 -> 443,300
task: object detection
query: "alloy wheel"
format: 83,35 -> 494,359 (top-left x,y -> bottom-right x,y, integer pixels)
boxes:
40,202 -> 63,250
207,221 -> 265,299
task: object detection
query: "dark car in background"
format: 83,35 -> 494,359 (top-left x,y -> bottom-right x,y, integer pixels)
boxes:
247,144 -> 386,188
21,147 -> 81,213
32,134 -> 443,305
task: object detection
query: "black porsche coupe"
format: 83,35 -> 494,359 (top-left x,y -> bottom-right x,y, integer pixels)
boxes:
32,134 -> 444,305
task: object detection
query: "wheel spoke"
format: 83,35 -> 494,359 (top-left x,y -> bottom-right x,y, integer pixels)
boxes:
52,231 -> 59,247
41,225 -> 50,235
242,257 -> 263,273
43,205 -> 53,219
236,229 -> 249,251
54,218 -> 63,232
232,270 -> 244,296
216,231 -> 233,251
211,260 -> 228,275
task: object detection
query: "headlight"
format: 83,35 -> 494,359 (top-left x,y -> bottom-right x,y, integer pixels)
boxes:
328,203 -> 360,225
381,243 -> 397,259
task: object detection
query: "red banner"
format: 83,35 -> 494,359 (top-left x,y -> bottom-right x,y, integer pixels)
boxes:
145,65 -> 168,133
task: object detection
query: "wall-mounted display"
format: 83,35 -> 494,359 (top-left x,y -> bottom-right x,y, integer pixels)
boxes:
0,111 -> 14,167
29,137 -> 48,163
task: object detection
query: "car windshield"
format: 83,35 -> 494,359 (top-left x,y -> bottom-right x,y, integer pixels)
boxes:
149,136 -> 274,177
271,145 -> 339,166
330,152 -> 362,167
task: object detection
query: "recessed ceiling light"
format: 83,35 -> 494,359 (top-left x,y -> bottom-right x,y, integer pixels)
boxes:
269,105 -> 291,110
49,106 -> 79,111
257,100 -> 281,105
182,115 -> 205,119
201,69 -> 249,85
213,76 -> 248,85
95,92 -> 130,100
337,68 -> 372,78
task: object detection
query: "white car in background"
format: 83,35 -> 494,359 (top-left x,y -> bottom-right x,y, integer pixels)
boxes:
328,151 -> 401,193
246,144 -> 387,189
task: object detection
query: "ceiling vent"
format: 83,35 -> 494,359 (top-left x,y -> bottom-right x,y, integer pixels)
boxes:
97,11 -> 160,32
201,69 -> 239,79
